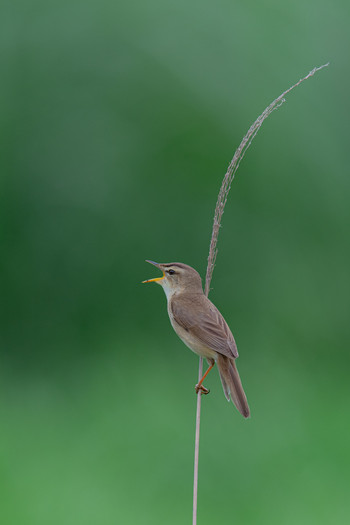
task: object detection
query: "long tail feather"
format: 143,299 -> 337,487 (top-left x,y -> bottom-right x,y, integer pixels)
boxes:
217,354 -> 250,418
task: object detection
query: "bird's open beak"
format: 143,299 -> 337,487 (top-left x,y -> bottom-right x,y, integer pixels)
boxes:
142,260 -> 165,283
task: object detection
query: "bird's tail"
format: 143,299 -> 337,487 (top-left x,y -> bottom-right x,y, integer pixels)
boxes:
217,354 -> 250,418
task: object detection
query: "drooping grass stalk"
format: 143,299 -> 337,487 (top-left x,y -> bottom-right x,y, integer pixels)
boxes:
192,63 -> 329,525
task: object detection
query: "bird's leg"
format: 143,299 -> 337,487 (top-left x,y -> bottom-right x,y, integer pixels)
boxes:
195,361 -> 215,395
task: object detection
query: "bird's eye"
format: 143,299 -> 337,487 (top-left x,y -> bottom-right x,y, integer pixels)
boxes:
167,269 -> 176,275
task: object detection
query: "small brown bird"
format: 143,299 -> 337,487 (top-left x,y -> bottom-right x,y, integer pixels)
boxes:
143,260 -> 250,418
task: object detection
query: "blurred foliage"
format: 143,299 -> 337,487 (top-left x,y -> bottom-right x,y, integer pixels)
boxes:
0,0 -> 349,524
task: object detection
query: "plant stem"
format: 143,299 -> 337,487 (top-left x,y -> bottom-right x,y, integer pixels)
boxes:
192,63 -> 329,525
192,356 -> 203,525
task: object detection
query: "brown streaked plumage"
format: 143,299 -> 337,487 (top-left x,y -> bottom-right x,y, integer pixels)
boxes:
143,260 -> 250,418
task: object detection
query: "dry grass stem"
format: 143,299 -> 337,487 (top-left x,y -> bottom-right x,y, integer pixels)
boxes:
192,357 -> 203,525
204,62 -> 329,296
193,63 -> 329,525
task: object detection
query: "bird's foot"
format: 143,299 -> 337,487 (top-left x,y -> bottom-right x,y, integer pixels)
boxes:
195,383 -> 210,395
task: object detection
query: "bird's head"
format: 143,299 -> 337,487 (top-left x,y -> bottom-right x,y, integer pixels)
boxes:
143,260 -> 203,298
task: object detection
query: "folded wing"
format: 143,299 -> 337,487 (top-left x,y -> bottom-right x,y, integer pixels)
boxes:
170,294 -> 238,359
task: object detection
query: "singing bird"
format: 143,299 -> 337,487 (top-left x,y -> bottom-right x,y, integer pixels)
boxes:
143,260 -> 250,418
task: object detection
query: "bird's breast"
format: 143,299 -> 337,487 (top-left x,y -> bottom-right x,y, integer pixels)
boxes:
167,302 -> 217,360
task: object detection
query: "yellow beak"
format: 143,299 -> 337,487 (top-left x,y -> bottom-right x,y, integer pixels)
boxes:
142,260 -> 165,283
142,275 -> 164,283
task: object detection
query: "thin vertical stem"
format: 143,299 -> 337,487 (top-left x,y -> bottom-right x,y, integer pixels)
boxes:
192,357 -> 203,525
191,63 -> 329,525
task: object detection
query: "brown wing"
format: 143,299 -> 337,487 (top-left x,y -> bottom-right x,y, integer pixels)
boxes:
170,294 -> 238,359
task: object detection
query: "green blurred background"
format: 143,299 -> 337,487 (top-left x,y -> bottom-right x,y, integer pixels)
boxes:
1,0 -> 349,523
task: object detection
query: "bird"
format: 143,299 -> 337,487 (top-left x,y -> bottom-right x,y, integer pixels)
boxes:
143,260 -> 250,418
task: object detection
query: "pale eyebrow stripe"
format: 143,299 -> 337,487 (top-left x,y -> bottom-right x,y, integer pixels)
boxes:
163,263 -> 185,268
